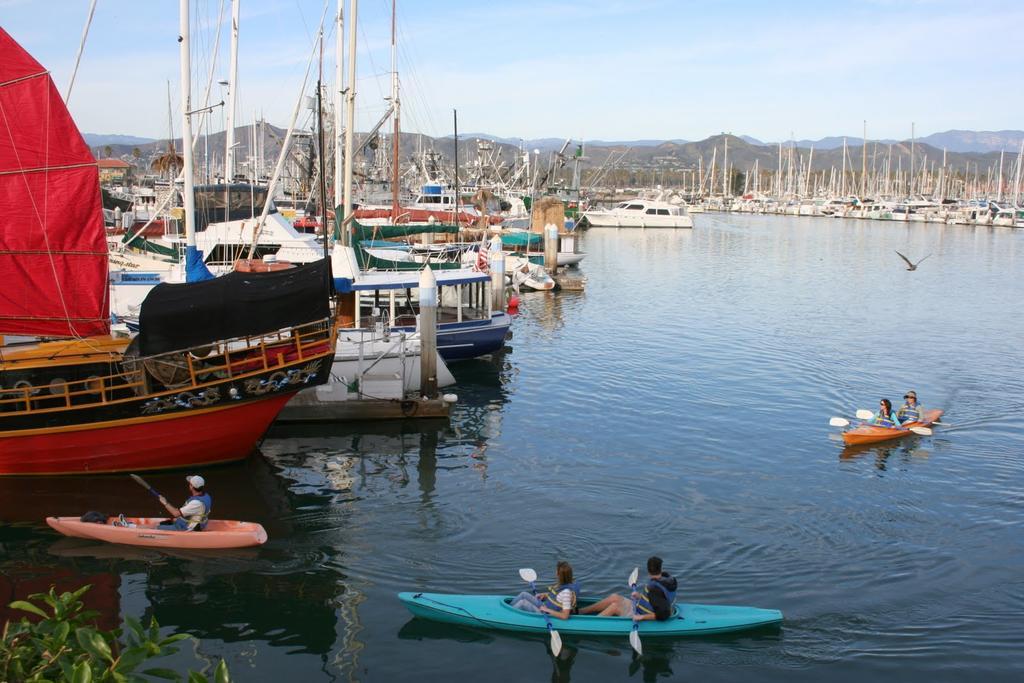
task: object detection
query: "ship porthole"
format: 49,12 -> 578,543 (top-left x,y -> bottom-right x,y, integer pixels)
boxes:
49,378 -> 67,396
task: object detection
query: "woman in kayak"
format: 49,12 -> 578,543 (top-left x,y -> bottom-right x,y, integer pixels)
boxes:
510,560 -> 578,620
895,391 -> 924,424
580,556 -> 678,621
872,399 -> 902,428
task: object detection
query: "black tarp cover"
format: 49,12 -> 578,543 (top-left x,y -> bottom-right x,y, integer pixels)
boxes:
138,259 -> 331,356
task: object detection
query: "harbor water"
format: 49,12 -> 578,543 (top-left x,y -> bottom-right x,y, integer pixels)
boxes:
2,214 -> 1022,681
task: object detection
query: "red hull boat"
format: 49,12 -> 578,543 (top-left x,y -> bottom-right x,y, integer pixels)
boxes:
0,28 -> 336,476
0,394 -> 291,476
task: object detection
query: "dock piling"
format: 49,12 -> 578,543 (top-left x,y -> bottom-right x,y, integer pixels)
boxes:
544,223 -> 559,275
418,267 -> 438,399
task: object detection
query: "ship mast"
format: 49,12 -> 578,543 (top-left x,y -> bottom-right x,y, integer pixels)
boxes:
390,0 -> 401,221
179,0 -> 198,271
224,0 -> 239,183
341,0 -> 358,244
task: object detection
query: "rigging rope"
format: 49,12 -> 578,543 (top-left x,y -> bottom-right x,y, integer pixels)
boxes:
64,0 -> 98,105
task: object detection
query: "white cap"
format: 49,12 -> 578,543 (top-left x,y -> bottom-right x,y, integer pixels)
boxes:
186,475 -> 205,489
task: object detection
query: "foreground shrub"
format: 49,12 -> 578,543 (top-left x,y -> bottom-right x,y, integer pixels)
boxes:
1,584 -> 230,682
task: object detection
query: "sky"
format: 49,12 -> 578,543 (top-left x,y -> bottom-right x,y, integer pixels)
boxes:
3,0 -> 1022,143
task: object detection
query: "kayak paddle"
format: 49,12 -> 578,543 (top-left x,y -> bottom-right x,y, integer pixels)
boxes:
628,567 -> 642,656
829,417 -> 851,427
855,409 -> 874,420
130,473 -> 161,499
518,567 -> 562,656
129,474 -> 171,515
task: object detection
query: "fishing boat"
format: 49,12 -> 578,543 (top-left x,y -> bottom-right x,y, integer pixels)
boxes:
841,409 -> 943,446
46,516 -> 267,549
0,25 -> 336,475
334,224 -> 512,360
398,592 -> 783,636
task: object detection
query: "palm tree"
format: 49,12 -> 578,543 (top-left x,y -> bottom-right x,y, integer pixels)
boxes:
151,142 -> 182,179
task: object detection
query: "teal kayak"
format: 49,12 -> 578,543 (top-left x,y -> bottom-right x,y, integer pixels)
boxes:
398,592 -> 782,637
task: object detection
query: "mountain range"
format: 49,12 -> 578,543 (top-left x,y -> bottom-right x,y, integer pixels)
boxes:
86,129 -> 1024,156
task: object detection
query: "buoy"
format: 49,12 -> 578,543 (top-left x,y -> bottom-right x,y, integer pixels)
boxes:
507,294 -> 520,310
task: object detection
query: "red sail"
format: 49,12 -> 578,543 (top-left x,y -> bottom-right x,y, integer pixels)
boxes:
0,28 -> 109,337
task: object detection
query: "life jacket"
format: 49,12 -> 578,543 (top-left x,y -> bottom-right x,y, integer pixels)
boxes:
541,582 -> 579,613
635,578 -> 678,618
184,493 -> 212,531
873,412 -> 898,428
896,403 -> 921,423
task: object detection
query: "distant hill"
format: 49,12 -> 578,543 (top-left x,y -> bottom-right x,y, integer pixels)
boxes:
917,130 -> 1024,153
84,133 -> 158,147
459,134 -> 688,153
92,125 -> 1012,188
791,136 -> 896,150
759,130 -> 1024,152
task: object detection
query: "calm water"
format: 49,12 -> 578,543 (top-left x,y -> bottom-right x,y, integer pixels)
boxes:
2,214 -> 1023,682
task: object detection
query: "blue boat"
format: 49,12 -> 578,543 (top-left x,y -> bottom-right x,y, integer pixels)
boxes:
398,592 -> 783,637
334,253 -> 511,362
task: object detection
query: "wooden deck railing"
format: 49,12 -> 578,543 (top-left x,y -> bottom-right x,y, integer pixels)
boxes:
0,318 -> 333,416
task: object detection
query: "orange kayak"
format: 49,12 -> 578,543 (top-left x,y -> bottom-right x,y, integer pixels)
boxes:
842,409 -> 943,446
46,516 -> 268,549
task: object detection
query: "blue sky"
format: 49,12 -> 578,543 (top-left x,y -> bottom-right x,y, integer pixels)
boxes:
3,0 -> 1022,142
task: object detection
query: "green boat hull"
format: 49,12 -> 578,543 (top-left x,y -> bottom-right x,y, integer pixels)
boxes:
398,592 -> 782,637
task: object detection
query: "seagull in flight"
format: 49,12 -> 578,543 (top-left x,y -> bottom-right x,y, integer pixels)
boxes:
895,250 -> 931,271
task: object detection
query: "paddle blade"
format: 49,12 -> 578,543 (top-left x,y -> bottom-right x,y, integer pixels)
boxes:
628,567 -> 639,587
829,417 -> 850,427
629,627 -> 643,656
129,473 -> 150,489
550,629 -> 562,657
855,409 -> 874,420
909,426 -> 933,436
519,567 -> 538,583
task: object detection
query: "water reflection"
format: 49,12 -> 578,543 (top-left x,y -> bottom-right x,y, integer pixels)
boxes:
395,618 -> 693,683
840,440 -> 931,471
0,560 -> 121,631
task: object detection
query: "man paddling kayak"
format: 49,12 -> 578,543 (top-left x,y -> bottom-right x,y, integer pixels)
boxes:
580,556 -> 678,622
895,390 -> 925,424
157,475 -> 212,531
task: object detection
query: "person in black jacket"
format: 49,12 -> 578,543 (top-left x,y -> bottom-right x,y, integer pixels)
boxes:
579,556 -> 678,621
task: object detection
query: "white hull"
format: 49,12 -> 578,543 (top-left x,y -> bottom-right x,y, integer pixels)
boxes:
583,213 -> 693,228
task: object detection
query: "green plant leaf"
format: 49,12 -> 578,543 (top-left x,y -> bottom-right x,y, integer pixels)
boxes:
71,661 -> 93,683
70,585 -> 93,602
113,645 -> 154,674
187,672 -> 209,683
124,616 -> 145,641
8,600 -> 48,619
75,627 -> 113,662
158,633 -> 191,646
53,620 -> 71,645
141,668 -> 182,681
213,659 -> 231,683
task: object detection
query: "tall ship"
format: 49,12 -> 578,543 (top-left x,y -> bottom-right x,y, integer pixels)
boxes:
0,27 -> 336,475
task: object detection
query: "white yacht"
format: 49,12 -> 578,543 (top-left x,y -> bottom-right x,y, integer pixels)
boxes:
582,198 -> 694,228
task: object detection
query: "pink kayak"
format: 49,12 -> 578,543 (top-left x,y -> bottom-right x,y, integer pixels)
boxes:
46,516 -> 268,549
